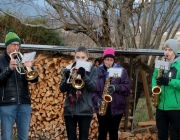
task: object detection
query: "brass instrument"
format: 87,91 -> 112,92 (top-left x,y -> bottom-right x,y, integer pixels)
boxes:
98,67 -> 120,116
67,67 -> 77,84
10,50 -> 38,81
67,67 -> 85,89
152,66 -> 164,107
98,76 -> 112,116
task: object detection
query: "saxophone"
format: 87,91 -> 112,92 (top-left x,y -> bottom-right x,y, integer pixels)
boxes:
151,55 -> 167,108
152,68 -> 163,107
99,68 -> 113,116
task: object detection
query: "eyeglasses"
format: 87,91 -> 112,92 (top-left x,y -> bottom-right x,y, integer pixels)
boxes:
10,43 -> 20,47
104,58 -> 114,62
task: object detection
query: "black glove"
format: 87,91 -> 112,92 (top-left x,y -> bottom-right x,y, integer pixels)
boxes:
108,84 -> 119,94
65,70 -> 70,79
77,67 -> 85,78
156,77 -> 169,86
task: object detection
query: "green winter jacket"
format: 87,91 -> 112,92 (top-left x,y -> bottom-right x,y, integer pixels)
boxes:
152,56 -> 180,110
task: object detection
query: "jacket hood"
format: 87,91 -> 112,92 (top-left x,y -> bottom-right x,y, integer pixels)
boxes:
171,56 -> 180,64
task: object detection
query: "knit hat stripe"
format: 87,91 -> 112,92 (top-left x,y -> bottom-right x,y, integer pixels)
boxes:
5,30 -> 21,47
5,38 -> 21,47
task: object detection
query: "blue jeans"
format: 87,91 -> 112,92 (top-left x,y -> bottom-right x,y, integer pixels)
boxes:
0,104 -> 32,140
64,115 -> 92,140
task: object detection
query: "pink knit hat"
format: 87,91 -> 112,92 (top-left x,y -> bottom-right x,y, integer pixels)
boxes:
103,48 -> 115,59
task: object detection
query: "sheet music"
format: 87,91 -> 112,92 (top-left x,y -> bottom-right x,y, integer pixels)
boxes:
155,60 -> 170,71
75,60 -> 93,72
22,52 -> 36,63
108,67 -> 123,77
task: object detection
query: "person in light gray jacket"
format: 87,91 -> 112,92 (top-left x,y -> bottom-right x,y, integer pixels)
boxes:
60,46 -> 98,140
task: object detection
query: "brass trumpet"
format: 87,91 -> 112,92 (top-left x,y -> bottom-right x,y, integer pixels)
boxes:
67,67 -> 85,89
10,50 -> 38,81
72,74 -> 85,89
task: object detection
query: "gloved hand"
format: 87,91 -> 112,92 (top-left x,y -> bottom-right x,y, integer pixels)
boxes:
108,84 -> 119,94
65,70 -> 70,79
97,99 -> 101,108
77,67 -> 85,78
156,77 -> 169,86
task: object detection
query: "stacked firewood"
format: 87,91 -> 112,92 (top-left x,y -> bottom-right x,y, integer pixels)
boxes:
28,54 -> 71,140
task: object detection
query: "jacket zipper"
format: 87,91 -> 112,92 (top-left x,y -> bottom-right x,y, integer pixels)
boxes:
163,86 -> 165,110
174,91 -> 178,104
2,86 -> 4,101
15,70 -> 20,104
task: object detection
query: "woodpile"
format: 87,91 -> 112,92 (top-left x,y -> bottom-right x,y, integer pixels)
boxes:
133,127 -> 158,140
28,54 -> 72,140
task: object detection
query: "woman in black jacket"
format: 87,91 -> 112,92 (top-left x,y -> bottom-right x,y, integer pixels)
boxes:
60,46 -> 98,140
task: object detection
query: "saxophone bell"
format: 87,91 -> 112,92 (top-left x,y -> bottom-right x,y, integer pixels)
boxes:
152,85 -> 161,107
104,94 -> 112,102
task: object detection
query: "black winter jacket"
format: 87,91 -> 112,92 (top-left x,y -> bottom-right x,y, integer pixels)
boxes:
0,51 -> 38,106
60,63 -> 98,116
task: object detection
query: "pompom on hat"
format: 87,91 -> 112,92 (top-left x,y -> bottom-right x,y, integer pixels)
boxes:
5,30 -> 21,47
103,48 -> 115,59
163,39 -> 179,55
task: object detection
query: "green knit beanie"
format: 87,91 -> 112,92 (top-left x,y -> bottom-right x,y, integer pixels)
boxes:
5,30 -> 21,47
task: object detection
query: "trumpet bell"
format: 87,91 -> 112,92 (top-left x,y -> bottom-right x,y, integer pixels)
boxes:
25,67 -> 38,81
72,74 -> 85,89
26,70 -> 38,81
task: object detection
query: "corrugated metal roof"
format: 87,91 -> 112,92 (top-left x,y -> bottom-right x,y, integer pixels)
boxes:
0,43 -> 168,56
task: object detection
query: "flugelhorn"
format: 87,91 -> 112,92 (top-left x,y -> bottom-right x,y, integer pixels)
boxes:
10,50 -> 38,81
67,67 -> 85,89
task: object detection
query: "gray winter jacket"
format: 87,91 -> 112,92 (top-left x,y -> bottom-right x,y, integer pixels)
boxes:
60,63 -> 98,116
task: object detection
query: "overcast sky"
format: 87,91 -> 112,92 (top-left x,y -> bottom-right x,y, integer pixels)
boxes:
34,0 -> 45,7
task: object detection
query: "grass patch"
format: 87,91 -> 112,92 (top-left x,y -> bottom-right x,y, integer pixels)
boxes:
133,97 -> 156,128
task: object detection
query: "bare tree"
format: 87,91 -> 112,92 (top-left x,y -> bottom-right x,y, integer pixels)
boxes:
0,0 -> 179,48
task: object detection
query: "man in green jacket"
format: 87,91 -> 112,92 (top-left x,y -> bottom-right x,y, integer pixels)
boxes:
152,39 -> 180,140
